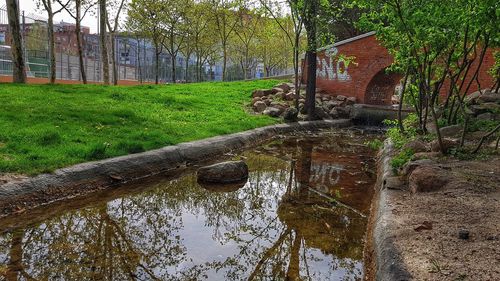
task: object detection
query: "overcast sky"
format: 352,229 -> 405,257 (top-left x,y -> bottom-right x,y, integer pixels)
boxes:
13,0 -> 104,33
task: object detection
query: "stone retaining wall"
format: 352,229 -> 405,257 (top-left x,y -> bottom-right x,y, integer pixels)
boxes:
370,139 -> 413,280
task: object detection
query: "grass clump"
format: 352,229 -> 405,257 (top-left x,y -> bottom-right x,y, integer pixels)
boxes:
0,80 -> 279,174
365,139 -> 383,150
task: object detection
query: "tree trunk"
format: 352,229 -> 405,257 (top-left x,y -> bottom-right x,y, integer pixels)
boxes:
184,53 -> 190,82
294,34 -> 300,109
305,50 -> 317,119
46,9 -> 56,83
154,47 -> 159,84
75,1 -> 87,84
222,45 -> 227,81
171,55 -> 176,83
110,32 -> 118,85
99,0 -> 110,84
6,0 -> 26,83
304,0 -> 318,120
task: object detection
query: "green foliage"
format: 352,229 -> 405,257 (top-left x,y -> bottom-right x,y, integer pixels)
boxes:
467,118 -> 499,132
391,148 -> 414,172
355,0 -> 499,132
365,139 -> 383,150
0,80 -> 279,174
384,114 -> 419,148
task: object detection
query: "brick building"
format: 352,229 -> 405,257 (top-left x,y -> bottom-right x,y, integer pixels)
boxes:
302,32 -> 496,105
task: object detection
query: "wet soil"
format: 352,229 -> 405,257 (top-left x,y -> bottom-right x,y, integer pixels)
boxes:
391,157 -> 500,280
0,130 -> 379,280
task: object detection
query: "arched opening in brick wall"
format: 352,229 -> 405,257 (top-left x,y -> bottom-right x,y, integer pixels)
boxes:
364,69 -> 402,105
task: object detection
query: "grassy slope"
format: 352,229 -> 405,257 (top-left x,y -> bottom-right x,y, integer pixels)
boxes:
0,80 -> 279,175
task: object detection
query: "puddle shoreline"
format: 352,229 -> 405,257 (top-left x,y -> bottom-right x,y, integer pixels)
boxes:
0,127 -> 380,280
0,120 -> 351,219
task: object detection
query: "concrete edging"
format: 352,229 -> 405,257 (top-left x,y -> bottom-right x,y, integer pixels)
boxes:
372,139 -> 412,280
0,119 -> 351,218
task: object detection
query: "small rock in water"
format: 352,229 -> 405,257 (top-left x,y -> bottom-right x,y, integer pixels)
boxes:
197,160 -> 249,184
458,229 -> 470,240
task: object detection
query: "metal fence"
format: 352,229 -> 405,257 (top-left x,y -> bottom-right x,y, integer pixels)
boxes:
0,5 -> 293,83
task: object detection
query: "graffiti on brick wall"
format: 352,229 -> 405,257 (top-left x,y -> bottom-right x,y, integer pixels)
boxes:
317,47 -> 352,82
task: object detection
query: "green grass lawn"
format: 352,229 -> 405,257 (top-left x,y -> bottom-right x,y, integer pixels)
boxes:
0,80 -> 279,175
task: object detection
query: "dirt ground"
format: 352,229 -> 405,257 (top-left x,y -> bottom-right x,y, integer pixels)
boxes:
390,156 -> 500,280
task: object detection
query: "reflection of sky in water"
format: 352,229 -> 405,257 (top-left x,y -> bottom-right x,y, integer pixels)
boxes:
0,132 -> 376,280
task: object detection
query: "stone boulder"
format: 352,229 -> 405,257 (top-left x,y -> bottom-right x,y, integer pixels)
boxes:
252,89 -> 274,98
253,101 -> 267,113
402,140 -> 429,153
283,107 -> 299,122
263,107 -> 282,117
477,112 -> 494,120
336,95 -> 347,101
430,138 -> 459,153
336,105 -> 352,118
409,166 -> 449,193
329,108 -> 339,118
252,89 -> 264,98
412,152 -> 442,160
275,83 -> 291,93
251,97 -> 261,105
346,96 -> 357,105
197,161 -> 249,184
325,101 -> 337,111
314,107 -> 330,120
439,125 -> 463,137
284,92 -> 296,101
465,90 -> 482,104
477,92 -> 500,104
400,159 -> 435,179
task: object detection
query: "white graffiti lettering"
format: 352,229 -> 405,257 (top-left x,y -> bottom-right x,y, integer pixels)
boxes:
317,47 -> 352,82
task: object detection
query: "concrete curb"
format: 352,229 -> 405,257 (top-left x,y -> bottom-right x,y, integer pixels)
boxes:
373,139 -> 412,280
0,119 -> 351,218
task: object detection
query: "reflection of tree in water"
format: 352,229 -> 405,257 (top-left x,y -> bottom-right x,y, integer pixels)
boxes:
0,132 -> 374,280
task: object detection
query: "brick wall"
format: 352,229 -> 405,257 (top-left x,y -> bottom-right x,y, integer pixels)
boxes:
303,32 -> 496,105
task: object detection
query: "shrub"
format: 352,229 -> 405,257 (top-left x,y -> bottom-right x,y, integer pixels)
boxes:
391,148 -> 414,172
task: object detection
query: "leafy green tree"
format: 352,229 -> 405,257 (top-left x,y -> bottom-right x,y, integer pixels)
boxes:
57,0 -> 95,84
38,0 -> 70,84
357,0 -> 499,153
127,0 -> 167,84
232,6 -> 261,79
106,0 -> 128,85
211,0 -> 239,81
160,0 -> 188,83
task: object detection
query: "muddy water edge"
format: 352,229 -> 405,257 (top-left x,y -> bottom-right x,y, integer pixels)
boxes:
0,129 -> 381,280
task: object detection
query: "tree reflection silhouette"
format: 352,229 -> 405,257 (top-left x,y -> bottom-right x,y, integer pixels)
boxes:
0,132 -> 375,280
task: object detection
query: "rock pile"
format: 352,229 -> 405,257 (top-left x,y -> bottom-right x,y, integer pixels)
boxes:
465,88 -> 500,120
251,83 -> 357,120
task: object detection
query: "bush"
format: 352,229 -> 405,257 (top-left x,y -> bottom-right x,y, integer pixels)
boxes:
383,113 -> 419,149
391,148 -> 415,172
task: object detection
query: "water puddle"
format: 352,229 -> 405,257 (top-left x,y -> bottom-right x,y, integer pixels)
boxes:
0,130 -> 378,280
